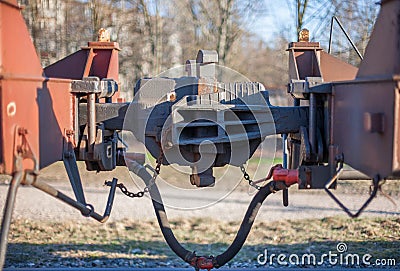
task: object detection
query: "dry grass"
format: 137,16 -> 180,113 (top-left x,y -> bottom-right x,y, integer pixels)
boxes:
5,216 -> 400,268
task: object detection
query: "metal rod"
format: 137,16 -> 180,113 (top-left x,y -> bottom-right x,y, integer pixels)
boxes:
309,93 -> 317,153
282,134 -> 289,207
0,0 -> 22,10
328,16 -> 363,60
63,153 -> 87,205
87,93 -> 96,153
282,134 -> 288,168
324,163 -> 380,218
328,16 -> 334,54
31,178 -> 117,223
289,98 -> 301,170
0,171 -> 23,269
328,95 -> 336,177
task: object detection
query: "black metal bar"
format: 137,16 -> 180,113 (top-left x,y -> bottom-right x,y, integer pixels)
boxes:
79,103 -> 128,131
87,93 -> 96,153
328,16 -> 334,54
282,134 -> 289,207
0,0 -> 22,10
0,171 -> 23,269
63,150 -> 86,205
271,106 -> 309,134
324,163 -> 379,218
325,176 -> 380,218
31,177 -> 118,223
79,103 -> 309,135
329,16 -> 363,60
309,93 -> 317,153
282,134 -> 288,169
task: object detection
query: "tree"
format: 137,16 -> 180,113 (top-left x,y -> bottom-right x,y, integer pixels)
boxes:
173,0 -> 262,65
285,0 -> 378,65
296,0 -> 308,38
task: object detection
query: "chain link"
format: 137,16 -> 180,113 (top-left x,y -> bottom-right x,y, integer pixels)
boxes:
107,151 -> 164,198
240,165 -> 261,190
115,183 -> 145,198
146,151 -> 163,192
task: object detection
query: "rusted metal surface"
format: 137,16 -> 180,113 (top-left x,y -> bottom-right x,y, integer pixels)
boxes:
332,0 -> 400,179
0,0 -> 123,175
44,42 -> 120,81
332,80 -> 400,178
288,42 -> 357,82
319,51 -> 357,82
44,41 -> 120,102
357,0 -> 400,78
1,1 -> 73,174
38,79 -> 75,169
1,0 -> 400,269
288,44 -> 321,80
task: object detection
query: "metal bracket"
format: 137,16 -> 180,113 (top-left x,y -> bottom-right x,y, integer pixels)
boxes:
24,176 -> 119,223
63,129 -> 87,205
328,16 -> 363,60
324,162 -> 380,218
13,126 -> 38,174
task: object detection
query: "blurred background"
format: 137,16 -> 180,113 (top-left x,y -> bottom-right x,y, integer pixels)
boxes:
17,0 -> 378,104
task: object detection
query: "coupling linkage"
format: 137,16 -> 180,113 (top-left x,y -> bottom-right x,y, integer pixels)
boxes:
252,164 -> 300,207
253,164 -> 300,189
240,165 -> 261,190
111,150 -> 164,198
23,175 -> 119,223
188,254 -> 216,271
105,181 -> 144,198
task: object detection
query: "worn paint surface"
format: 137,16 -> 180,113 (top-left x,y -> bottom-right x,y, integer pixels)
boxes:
0,1 -> 74,174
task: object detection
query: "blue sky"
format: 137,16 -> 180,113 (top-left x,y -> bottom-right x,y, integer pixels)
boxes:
249,1 -> 294,43
249,0 -> 381,48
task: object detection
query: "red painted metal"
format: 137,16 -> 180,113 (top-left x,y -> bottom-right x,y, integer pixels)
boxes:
332,0 -> 400,179
44,41 -> 121,102
0,1 -> 73,174
190,256 -> 214,271
258,164 -> 299,187
44,42 -> 120,81
288,42 -> 358,82
0,0 -> 120,175
265,164 -> 299,186
320,51 -> 357,82
272,166 -> 299,186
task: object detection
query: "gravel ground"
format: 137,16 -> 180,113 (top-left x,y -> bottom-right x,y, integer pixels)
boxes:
3,217 -> 400,269
0,162 -> 399,222
1,162 -> 399,269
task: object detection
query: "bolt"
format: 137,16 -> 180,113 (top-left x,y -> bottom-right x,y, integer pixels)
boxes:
18,127 -> 28,135
164,141 -> 173,149
167,92 -> 176,102
66,129 -> 74,137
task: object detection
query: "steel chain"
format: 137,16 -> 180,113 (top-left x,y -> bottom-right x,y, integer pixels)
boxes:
108,151 -> 163,198
240,165 -> 261,190
115,183 -> 145,198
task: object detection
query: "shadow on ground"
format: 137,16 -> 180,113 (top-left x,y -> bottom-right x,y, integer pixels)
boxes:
5,240 -> 400,268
